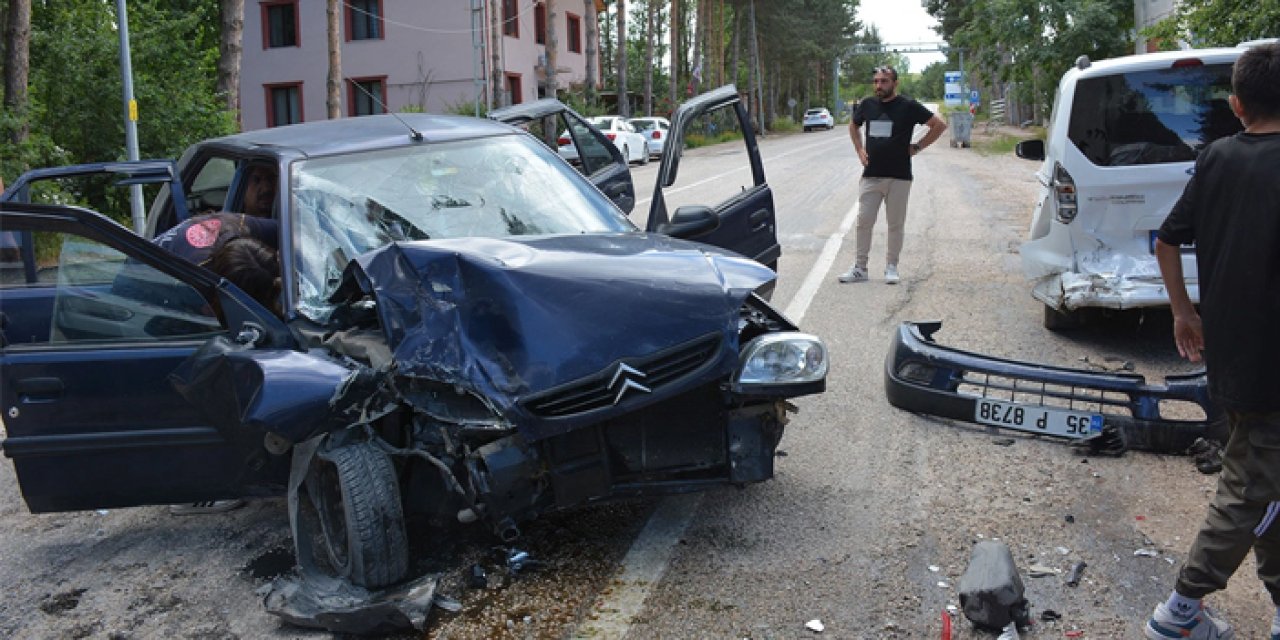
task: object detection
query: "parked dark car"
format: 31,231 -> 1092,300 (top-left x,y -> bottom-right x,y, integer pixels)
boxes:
0,87 -> 824,601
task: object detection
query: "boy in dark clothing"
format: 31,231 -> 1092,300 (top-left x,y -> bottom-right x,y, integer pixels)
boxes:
1145,41 -> 1280,640
838,66 -> 947,285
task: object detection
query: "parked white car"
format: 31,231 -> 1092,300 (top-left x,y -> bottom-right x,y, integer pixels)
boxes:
561,116 -> 649,166
802,108 -> 834,131
629,116 -> 671,157
1015,42 -> 1271,329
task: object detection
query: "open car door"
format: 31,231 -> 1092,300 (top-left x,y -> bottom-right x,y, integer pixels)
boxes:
489,100 -> 637,214
0,203 -> 293,512
645,85 -> 781,274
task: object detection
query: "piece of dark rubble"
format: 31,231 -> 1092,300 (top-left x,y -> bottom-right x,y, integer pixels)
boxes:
1040,609 -> 1062,621
1186,437 -> 1223,474
1065,561 -> 1087,587
468,563 -> 488,589
263,571 -> 440,635
1071,423 -> 1126,457
992,438 -> 1016,447
958,540 -> 1031,632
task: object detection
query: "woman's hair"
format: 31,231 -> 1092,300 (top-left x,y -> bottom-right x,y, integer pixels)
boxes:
208,236 -> 282,315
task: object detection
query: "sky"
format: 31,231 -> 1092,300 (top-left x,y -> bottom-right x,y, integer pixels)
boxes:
855,0 -> 948,73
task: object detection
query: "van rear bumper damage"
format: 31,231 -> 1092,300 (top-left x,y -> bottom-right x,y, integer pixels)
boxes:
884,321 -> 1223,454
1030,272 -> 1200,311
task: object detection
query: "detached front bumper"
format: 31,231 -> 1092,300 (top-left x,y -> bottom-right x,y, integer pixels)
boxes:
883,321 -> 1222,453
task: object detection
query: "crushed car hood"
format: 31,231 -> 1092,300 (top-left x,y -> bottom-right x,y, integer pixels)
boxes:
332,233 -> 776,438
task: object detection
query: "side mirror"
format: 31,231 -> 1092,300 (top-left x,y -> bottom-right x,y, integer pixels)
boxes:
656,205 -> 719,239
1015,140 -> 1045,161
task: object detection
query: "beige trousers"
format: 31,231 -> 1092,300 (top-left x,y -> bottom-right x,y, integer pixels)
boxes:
855,176 -> 913,270
1176,410 -> 1280,605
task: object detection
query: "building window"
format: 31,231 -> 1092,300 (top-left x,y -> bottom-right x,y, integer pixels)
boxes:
534,3 -> 546,45
347,0 -> 383,41
505,73 -> 523,105
349,77 -> 387,116
266,83 -> 303,127
503,0 -> 519,38
566,13 -> 581,53
262,1 -> 299,49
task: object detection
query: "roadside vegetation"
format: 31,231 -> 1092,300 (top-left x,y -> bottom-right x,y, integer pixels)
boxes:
1,0 -> 1275,215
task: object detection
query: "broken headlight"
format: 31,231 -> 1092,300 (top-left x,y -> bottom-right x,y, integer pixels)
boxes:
735,333 -> 828,386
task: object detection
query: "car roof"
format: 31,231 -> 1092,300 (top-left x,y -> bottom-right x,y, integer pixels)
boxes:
1073,46 -> 1244,79
196,113 -> 517,159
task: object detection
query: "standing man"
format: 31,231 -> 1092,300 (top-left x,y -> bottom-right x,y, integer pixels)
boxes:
839,66 -> 947,285
1145,42 -> 1280,640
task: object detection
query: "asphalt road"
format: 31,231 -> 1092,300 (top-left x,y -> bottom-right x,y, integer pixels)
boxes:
1,125 -> 1274,640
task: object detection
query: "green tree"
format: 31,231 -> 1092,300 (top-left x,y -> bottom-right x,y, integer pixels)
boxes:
1145,0 -> 1280,48
4,0 -> 235,220
927,0 -> 1132,122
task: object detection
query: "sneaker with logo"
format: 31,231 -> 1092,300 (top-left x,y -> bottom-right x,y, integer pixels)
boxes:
1144,602 -> 1234,640
884,264 -> 900,285
838,266 -> 868,283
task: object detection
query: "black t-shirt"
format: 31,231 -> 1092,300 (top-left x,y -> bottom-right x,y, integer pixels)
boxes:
1157,132 -> 1280,412
153,213 -> 279,267
853,95 -> 934,180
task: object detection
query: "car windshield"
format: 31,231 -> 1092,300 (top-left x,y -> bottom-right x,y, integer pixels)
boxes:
291,134 -> 634,321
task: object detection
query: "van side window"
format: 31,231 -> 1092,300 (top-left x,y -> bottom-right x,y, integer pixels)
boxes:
1067,64 -> 1241,167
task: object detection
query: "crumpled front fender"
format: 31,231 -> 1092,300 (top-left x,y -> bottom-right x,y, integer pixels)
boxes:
170,337 -> 364,449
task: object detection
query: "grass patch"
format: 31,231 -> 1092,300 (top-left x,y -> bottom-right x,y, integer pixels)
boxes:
972,125 -> 1046,157
686,130 -> 745,149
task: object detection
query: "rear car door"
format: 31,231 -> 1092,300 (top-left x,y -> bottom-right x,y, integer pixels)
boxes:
646,85 -> 781,272
0,204 -> 289,512
490,100 -> 637,213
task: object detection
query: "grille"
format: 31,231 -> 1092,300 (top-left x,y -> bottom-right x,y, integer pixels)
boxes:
957,371 -> 1135,418
525,333 -> 722,417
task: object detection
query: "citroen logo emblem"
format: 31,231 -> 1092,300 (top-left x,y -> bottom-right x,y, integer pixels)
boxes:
608,363 -> 651,405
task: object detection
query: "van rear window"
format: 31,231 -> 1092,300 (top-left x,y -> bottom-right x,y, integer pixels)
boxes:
1067,63 -> 1241,166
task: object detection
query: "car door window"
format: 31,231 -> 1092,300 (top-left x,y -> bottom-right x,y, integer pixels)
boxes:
571,119 -> 616,176
188,157 -> 237,214
1,230 -> 221,346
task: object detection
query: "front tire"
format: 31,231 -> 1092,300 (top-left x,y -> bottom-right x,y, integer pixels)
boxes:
296,439 -> 408,588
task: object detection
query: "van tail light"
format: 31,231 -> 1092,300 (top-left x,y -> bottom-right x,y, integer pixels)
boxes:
606,133 -> 617,141
652,130 -> 662,139
1171,58 -> 1204,68
558,137 -> 570,146
1052,162 -> 1078,224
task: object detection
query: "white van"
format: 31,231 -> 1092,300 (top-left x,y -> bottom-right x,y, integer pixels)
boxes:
1015,42 -> 1270,329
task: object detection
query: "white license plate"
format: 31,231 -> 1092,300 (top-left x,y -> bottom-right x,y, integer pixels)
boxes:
974,399 -> 1103,439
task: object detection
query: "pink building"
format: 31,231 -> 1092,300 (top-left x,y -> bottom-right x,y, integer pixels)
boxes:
240,1 -> 598,131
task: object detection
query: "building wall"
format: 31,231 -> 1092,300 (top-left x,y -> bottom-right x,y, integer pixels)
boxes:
240,0 -> 590,131
1134,0 -> 1180,53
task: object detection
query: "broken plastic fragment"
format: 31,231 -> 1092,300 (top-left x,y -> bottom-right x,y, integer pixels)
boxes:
805,619 -> 824,633
1133,548 -> 1160,557
1027,564 -> 1059,577
264,571 -> 440,635
432,593 -> 463,613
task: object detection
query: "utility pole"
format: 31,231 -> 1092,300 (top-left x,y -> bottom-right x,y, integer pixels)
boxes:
115,0 -> 145,233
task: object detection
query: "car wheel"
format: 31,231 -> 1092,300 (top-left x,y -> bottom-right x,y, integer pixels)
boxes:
1043,305 -> 1083,331
296,439 -> 408,588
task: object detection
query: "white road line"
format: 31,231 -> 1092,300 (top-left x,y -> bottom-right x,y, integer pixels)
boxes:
575,200 -> 860,637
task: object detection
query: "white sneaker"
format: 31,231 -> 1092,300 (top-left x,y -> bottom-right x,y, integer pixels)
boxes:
1144,602 -> 1234,640
838,266 -> 868,283
884,264 -> 900,285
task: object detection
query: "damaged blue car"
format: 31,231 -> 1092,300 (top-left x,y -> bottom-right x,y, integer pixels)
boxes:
0,86 -> 826,612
